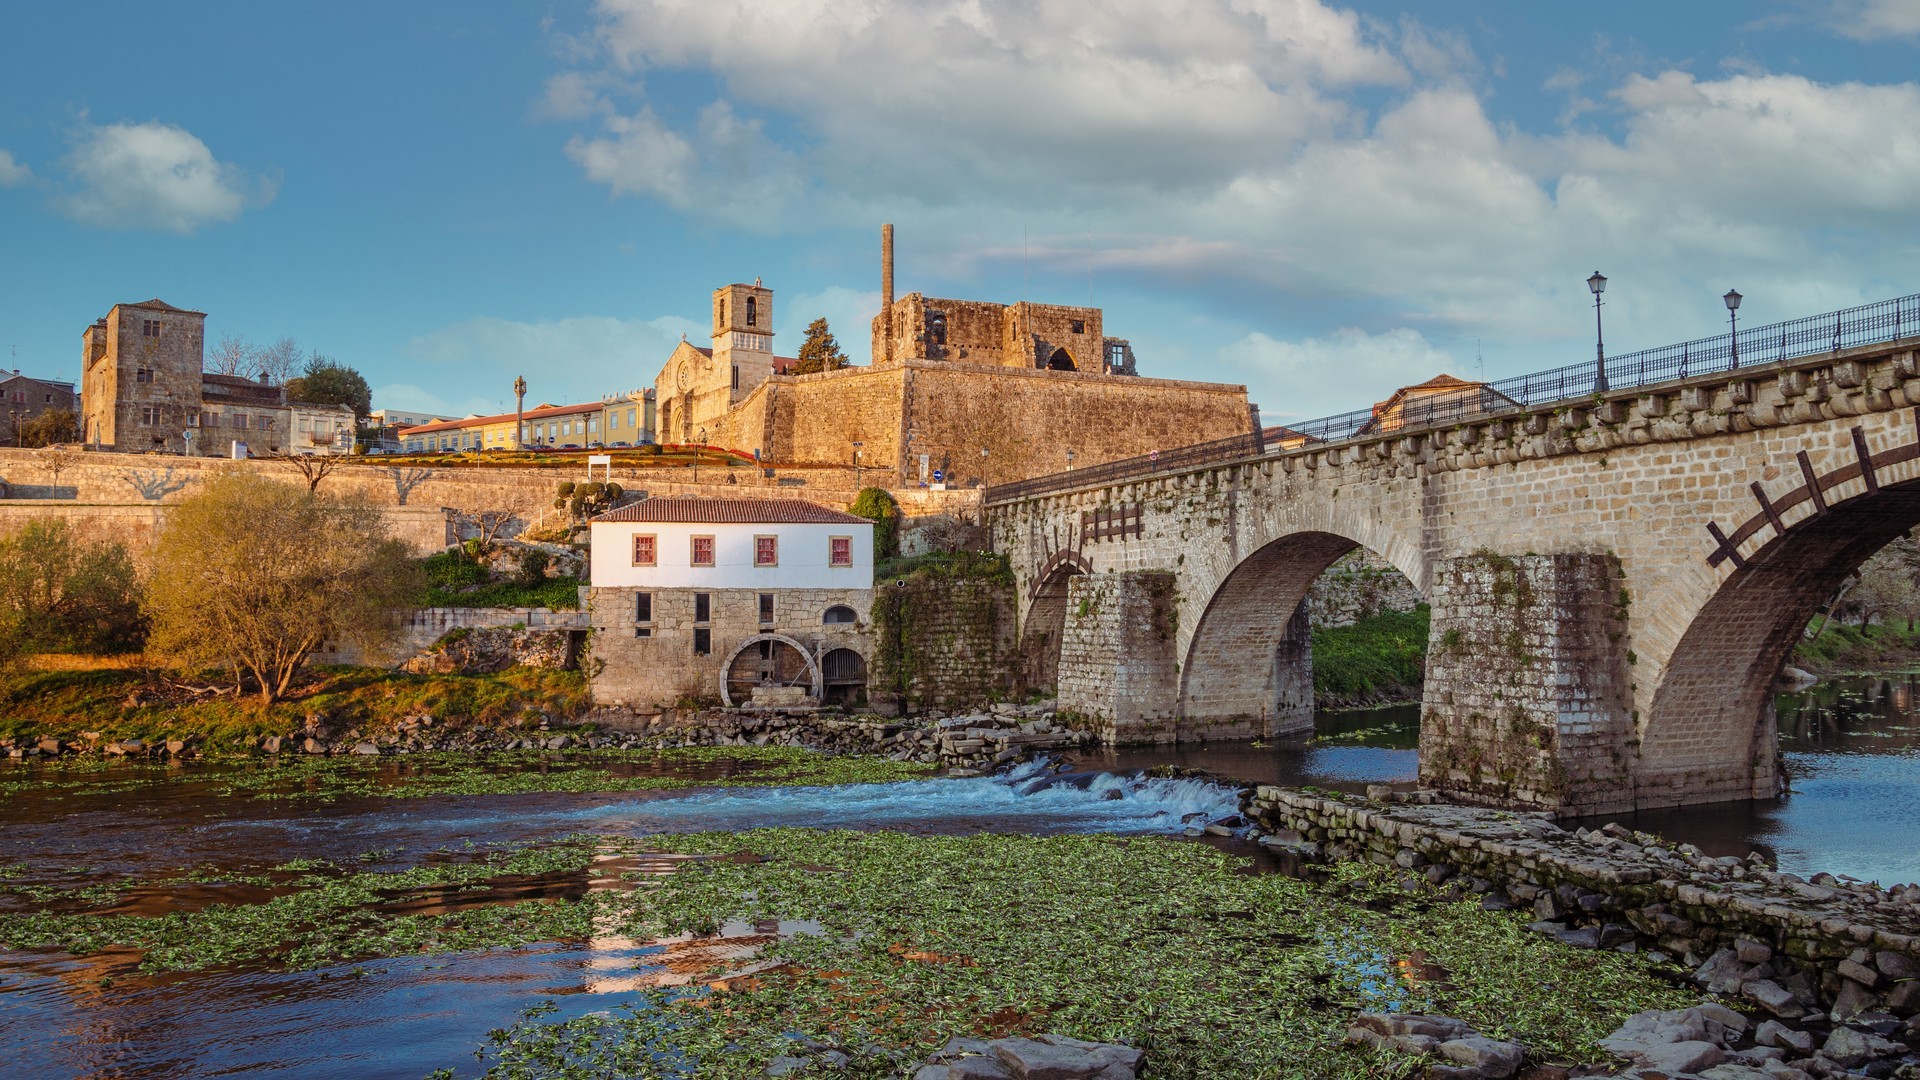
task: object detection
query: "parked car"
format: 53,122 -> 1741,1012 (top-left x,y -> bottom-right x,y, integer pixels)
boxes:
559,443 -> 582,450
609,441 -> 631,448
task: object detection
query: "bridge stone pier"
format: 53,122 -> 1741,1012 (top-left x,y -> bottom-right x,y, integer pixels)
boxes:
989,337 -> 1920,814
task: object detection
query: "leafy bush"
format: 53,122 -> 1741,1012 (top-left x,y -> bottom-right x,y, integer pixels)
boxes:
849,487 -> 901,560
0,519 -> 146,659
1312,605 -> 1431,702
424,551 -> 487,592
515,548 -> 551,588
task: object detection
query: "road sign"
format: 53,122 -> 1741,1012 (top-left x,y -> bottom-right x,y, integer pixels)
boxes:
932,469 -> 944,482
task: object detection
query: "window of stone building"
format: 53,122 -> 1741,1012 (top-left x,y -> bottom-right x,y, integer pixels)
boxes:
830,536 -> 853,567
754,535 -> 778,567
8,391 -> 21,404
693,628 -> 711,655
299,418 -> 311,432
746,296 -> 757,326
694,592 -> 710,623
1071,320 -> 1085,334
141,406 -> 161,425
233,414 -> 249,430
759,593 -> 774,623
259,416 -> 274,430
632,534 -> 656,567
691,536 -> 715,567
141,320 -> 161,338
824,604 -> 856,624
635,592 -> 652,633
135,368 -> 153,384
732,365 -> 739,390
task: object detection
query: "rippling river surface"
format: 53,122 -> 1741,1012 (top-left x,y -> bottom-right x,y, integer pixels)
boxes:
1089,673 -> 1920,887
3,674 -> 1917,1078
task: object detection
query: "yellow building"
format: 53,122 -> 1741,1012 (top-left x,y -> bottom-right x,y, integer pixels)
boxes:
396,392 -> 654,453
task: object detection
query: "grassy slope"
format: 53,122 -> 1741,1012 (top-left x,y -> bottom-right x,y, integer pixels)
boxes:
0,665 -> 588,745
1792,617 -> 1920,674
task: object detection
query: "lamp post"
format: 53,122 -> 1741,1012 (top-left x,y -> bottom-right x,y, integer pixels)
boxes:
1724,289 -> 1743,370
851,440 -> 864,490
979,446 -> 989,487
512,375 -> 527,451
1066,448 -> 1076,470
1587,271 -> 1608,393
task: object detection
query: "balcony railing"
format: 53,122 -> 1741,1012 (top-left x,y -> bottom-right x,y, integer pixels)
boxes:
985,292 -> 1920,504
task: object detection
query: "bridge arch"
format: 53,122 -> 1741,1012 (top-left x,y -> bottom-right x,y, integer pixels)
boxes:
1018,549 -> 1092,693
1179,529 -> 1426,736
1640,462 -> 1920,807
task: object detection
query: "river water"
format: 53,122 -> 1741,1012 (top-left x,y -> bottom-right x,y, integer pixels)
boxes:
1086,673 -> 1920,887
2,674 -> 1916,1077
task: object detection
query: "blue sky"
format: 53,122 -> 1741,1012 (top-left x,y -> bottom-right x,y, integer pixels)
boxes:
4,1 -> 1920,423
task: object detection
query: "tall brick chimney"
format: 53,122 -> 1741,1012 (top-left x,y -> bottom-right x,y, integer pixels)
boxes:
881,223 -> 895,364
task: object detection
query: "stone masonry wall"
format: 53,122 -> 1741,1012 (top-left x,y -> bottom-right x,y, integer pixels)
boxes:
1307,548 -> 1425,627
871,572 -> 1017,711
1056,571 -> 1181,742
586,585 -> 872,709
1421,553 -> 1636,814
0,500 -> 450,565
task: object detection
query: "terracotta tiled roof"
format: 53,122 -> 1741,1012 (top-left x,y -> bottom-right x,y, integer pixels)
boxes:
124,298 -> 205,315
591,497 -> 871,525
399,399 -> 604,436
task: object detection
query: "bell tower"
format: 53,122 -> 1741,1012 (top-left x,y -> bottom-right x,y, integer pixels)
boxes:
712,280 -> 774,359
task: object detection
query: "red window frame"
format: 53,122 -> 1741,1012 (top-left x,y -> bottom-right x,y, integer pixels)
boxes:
690,535 -> 715,567
754,535 -> 778,567
631,534 -> 656,567
829,535 -> 853,568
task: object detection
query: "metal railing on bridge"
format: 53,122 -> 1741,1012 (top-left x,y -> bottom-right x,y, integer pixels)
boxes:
984,292 -> 1920,504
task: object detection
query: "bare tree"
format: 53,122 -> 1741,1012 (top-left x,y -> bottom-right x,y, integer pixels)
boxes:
453,508 -> 517,562
389,467 -> 435,505
257,338 -> 302,385
39,449 -> 78,492
206,334 -> 258,378
277,453 -> 345,493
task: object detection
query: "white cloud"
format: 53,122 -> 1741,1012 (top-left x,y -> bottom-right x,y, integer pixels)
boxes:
402,313 -> 702,407
541,2 -> 1920,401
1829,0 -> 1920,38
0,150 -> 31,187
1220,326 -> 1457,420
58,121 -> 273,233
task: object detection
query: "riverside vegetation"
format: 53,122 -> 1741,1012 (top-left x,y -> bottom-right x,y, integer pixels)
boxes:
0,826 -> 1696,1079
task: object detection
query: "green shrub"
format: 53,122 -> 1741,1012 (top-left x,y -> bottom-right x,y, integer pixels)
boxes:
557,481 -> 576,498
514,548 -> 550,588
1312,605 -> 1431,701
849,487 -> 902,560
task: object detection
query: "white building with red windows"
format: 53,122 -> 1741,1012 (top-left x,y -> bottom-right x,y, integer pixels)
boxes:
585,497 -> 875,710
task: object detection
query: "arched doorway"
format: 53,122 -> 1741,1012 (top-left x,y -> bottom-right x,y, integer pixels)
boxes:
821,648 -> 868,706
1018,550 -> 1091,694
719,633 -> 823,708
1045,347 -> 1076,371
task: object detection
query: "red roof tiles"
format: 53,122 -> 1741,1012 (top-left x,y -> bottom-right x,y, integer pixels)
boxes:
591,497 -> 871,525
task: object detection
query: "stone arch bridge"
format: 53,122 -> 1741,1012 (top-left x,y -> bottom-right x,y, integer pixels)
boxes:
987,309 -> 1920,815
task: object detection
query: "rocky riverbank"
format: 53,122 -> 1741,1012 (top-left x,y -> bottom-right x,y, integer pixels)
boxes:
1,702 -> 1090,774
1248,784 -> 1920,1076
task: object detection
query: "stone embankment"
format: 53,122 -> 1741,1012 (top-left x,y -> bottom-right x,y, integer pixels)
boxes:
1251,785 -> 1920,1076
2,703 -> 1087,772
593,702 -> 1088,773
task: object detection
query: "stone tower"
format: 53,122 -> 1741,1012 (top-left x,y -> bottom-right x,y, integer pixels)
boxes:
80,298 -> 207,451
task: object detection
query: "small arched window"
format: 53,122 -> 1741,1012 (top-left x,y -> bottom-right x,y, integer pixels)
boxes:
719,298 -> 726,326
746,296 -> 758,326
823,605 -> 857,625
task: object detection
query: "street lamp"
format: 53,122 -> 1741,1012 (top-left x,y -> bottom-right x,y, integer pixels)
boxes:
1587,271 -> 1608,393
513,375 -> 527,450
851,440 -> 864,490
979,446 -> 989,487
1724,289 -> 1743,371
1066,448 -> 1076,470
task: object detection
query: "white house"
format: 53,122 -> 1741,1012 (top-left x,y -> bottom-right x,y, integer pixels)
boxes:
585,497 -> 875,709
